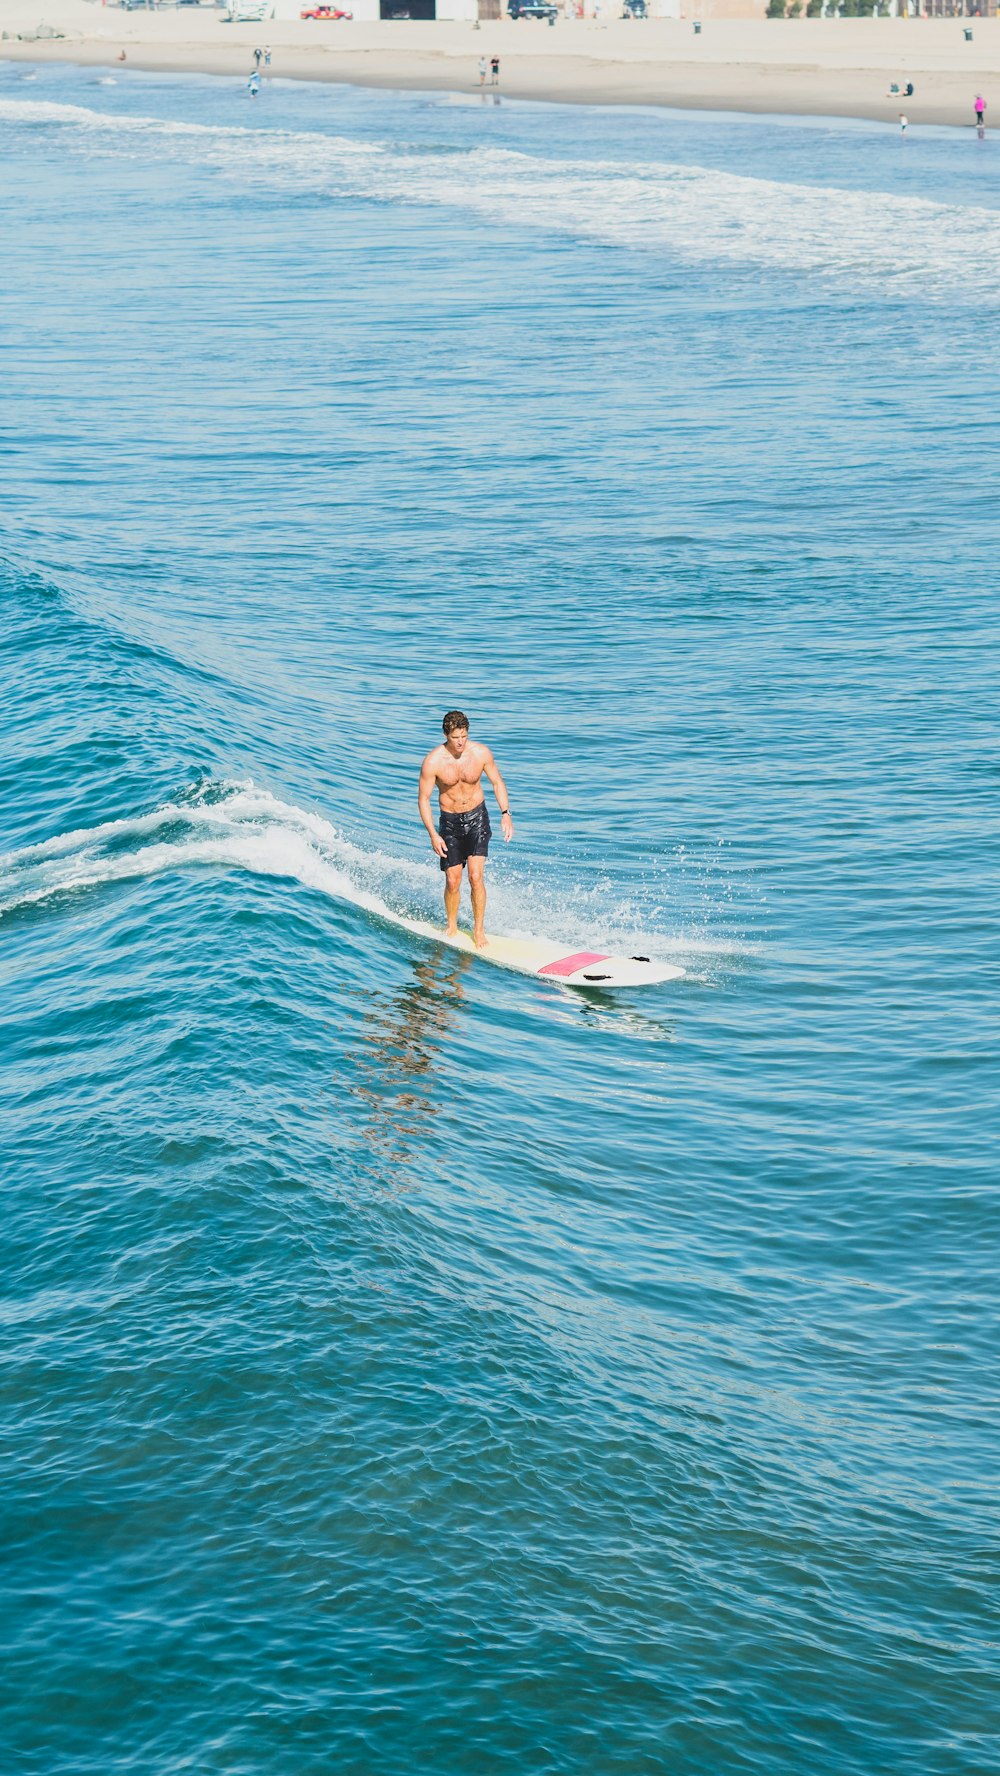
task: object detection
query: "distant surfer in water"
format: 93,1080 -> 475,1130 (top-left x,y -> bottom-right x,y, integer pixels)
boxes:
418,710 -> 514,949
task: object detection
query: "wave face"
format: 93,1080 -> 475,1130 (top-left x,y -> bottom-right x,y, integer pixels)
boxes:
2,65 -> 998,1776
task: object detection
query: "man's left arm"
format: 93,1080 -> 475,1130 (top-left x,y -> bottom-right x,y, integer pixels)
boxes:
484,749 -> 514,843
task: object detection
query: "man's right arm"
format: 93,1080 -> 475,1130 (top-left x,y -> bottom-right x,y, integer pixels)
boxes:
418,755 -> 448,857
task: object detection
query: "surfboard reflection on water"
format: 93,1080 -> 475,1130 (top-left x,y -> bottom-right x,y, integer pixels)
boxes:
347,947 -> 473,1193
533,984 -> 679,1046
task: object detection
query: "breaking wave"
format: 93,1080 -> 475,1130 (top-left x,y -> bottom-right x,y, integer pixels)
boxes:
0,779 -> 744,972
2,95 -> 998,300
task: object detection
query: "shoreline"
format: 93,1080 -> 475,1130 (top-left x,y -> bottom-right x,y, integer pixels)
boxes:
2,10 -> 999,123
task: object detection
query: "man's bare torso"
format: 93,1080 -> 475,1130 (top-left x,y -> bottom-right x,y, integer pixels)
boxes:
426,740 -> 490,814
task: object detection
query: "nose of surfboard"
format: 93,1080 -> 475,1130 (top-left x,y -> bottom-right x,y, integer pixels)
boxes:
541,952 -> 686,989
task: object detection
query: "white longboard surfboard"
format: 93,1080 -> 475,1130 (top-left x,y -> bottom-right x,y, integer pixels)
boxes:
398,916 -> 685,990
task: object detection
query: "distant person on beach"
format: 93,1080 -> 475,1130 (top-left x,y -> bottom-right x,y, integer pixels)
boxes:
479,55 -> 487,87
974,94 -> 985,125
899,113 -> 908,134
248,74 -> 260,98
264,46 -> 271,68
117,50 -> 126,61
418,711 -> 514,949
253,47 -> 262,71
490,55 -> 500,87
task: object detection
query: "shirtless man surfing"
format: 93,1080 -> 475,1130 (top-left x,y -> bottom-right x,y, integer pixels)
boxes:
418,710 -> 514,948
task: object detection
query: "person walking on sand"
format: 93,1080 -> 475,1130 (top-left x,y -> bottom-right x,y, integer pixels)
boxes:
899,113 -> 908,135
264,46 -> 271,68
974,94 -> 986,126
418,710 -> 514,950
253,46 -> 262,71
478,55 -> 487,87
490,55 -> 500,88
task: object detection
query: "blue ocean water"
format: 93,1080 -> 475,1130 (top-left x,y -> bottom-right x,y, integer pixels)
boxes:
1,59 -> 998,1773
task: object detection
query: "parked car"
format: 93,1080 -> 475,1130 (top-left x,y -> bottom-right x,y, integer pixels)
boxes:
301,4 -> 353,14
622,0 -> 646,14
508,0 -> 558,17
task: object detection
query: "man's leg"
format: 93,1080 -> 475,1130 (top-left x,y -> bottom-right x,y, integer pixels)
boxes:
467,854 -> 488,948
444,864 -> 463,936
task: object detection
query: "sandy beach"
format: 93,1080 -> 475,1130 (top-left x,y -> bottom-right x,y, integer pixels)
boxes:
2,2 -> 998,123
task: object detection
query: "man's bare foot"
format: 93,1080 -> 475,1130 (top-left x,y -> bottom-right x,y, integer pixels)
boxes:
473,929 -> 489,949
445,924 -> 459,938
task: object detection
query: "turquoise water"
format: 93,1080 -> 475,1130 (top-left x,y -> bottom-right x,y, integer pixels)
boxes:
2,62 -> 998,1773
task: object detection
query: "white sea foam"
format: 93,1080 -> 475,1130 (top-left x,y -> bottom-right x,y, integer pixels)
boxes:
2,96 -> 998,300
0,780 -> 744,971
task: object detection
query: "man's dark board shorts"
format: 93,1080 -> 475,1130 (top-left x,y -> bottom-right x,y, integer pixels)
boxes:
439,803 -> 492,872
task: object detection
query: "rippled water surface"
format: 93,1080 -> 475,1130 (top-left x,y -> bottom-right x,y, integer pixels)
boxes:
2,62 -> 998,1775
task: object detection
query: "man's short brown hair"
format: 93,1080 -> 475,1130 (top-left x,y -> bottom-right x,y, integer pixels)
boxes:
442,710 -> 469,736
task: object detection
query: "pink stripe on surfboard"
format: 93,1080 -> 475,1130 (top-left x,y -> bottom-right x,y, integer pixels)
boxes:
538,951 -> 611,978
